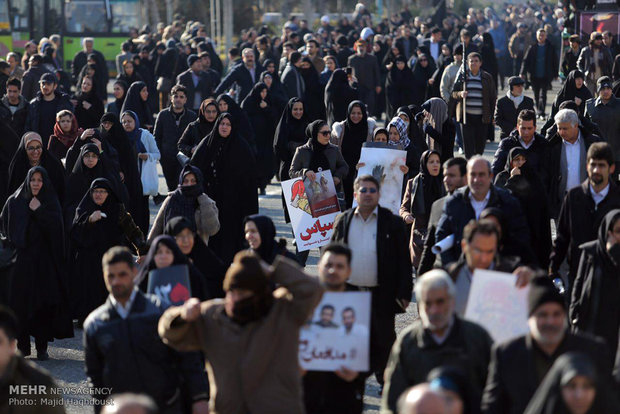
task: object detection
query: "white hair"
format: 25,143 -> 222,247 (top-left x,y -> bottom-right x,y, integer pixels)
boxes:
554,108 -> 579,127
414,269 -> 456,301
241,47 -> 253,57
82,37 -> 94,46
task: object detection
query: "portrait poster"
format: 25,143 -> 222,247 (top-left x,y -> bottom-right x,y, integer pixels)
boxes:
147,264 -> 191,306
464,269 -> 530,343
578,12 -> 619,41
299,291 -> 371,371
281,170 -> 340,252
354,145 -> 407,215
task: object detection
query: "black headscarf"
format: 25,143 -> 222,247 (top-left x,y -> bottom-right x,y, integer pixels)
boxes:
112,80 -> 128,113
273,98 -> 309,180
120,81 -> 154,127
325,69 -> 358,126
387,55 -> 415,88
413,150 -> 445,217
241,82 -> 270,115
216,94 -> 255,151
341,101 -> 368,162
165,164 -> 204,230
306,120 -> 331,172
74,178 -> 121,227
524,352 -> 614,414
243,214 -> 286,264
71,143 -> 103,179
597,209 -> 620,270
552,70 -> 592,116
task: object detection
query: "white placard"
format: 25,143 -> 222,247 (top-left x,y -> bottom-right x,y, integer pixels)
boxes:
464,269 -> 530,343
299,291 -> 371,371
281,170 -> 341,252
354,146 -> 407,215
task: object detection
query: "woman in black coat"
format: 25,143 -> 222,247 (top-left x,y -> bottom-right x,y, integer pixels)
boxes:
178,98 -> 219,158
106,80 -> 128,117
216,94 -> 256,154
299,56 -> 325,121
164,216 -> 226,299
386,55 -> 416,120
419,97 -> 456,162
190,113 -> 258,265
120,81 -> 154,130
551,70 -> 592,117
74,75 -> 104,130
116,60 -> 143,88
324,68 -> 359,127
136,235 -> 210,301
494,147 -> 551,268
8,132 -> 65,203
261,59 -> 288,114
410,53 -> 435,106
77,62 -> 107,103
274,98 -> 309,183
481,33 -> 499,92
243,214 -> 297,264
241,83 -> 278,193
69,178 -> 146,323
1,166 -> 73,359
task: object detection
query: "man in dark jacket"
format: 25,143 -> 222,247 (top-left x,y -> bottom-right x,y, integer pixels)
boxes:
546,108 -> 603,218
0,306 -> 65,414
176,55 -> 213,113
331,174 -> 412,389
281,52 -> 305,99
549,142 -> 620,292
494,76 -> 535,139
585,77 -> 620,178
0,77 -> 29,137
25,73 -> 73,148
481,277 -> 613,414
334,35 -> 354,69
560,35 -> 582,79
21,55 -> 50,102
435,156 -> 530,265
214,48 -> 264,104
71,37 -> 108,87
418,157 -> 467,274
84,247 -> 209,414
153,85 -> 196,192
348,39 -> 381,116
491,109 -> 548,184
520,29 -> 558,118
381,269 -> 493,414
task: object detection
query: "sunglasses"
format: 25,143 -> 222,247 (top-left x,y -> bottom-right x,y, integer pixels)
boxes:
319,131 -> 330,137
358,187 -> 377,194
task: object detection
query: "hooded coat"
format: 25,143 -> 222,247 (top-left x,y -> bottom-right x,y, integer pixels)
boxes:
551,70 -> 592,117
178,98 -> 218,158
74,82 -> 105,130
324,68 -> 359,127
299,56 -> 325,121
190,113 -> 258,265
386,56 -> 416,119
1,166 -> 73,341
69,178 -> 145,321
410,54 -> 435,106
120,81 -> 154,128
216,94 -> 257,154
243,214 -> 297,264
274,98 -> 310,182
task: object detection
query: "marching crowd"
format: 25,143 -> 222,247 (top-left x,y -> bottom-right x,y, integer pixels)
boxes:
1,0 -> 620,413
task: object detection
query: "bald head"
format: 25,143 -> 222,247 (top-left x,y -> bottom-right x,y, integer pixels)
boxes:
398,384 -> 448,414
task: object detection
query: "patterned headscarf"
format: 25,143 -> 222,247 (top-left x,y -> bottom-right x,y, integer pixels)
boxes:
387,116 -> 411,149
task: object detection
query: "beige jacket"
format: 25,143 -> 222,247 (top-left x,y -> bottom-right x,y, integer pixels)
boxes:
159,256 -> 324,414
147,193 -> 219,245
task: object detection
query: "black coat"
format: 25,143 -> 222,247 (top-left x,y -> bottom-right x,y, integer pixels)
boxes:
153,107 -> 196,157
521,41 -> 559,84
0,95 -> 29,137
0,118 -> 20,208
24,91 -> 74,147
273,98 -> 309,182
418,195 -> 448,274
84,292 -> 208,411
176,69 -> 213,111
74,91 -> 105,130
177,118 -> 215,158
71,50 -> 108,86
324,69 -> 359,127
214,62 -> 264,103
331,206 -> 412,316
491,131 -> 549,184
385,65 -> 416,119
21,65 -> 50,101
481,332 -> 612,414
494,95 -> 535,138
549,181 -> 620,289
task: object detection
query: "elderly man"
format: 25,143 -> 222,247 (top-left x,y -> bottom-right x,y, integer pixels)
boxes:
214,47 -> 264,103
159,251 -> 323,414
381,270 -> 492,414
481,277 -> 613,414
435,156 -> 530,265
71,37 -> 107,87
397,385 -> 447,414
547,108 -> 602,218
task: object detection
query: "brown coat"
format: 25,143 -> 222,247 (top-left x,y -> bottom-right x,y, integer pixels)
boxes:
0,356 -> 65,414
451,70 -> 497,125
158,256 -> 324,414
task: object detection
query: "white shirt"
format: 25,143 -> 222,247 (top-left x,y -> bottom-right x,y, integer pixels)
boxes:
469,190 -> 491,220
563,133 -> 582,191
590,183 -> 609,207
519,136 -> 535,149
340,323 -> 370,337
347,207 -> 379,287
109,288 -> 138,319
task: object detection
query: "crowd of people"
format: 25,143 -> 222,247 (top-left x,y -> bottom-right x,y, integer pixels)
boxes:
1,0 -> 620,413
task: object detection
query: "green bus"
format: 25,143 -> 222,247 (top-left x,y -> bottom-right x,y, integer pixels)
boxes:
0,0 -> 142,75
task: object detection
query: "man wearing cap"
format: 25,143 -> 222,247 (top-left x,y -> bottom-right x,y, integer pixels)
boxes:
494,77 -> 535,139
176,54 -> 213,112
214,47 -> 264,104
159,251 -> 323,414
585,77 -> 620,173
381,269 -> 493,414
348,39 -> 381,115
521,29 -> 558,119
508,23 -> 533,77
578,32 -> 614,96
561,35 -> 582,79
24,72 -> 73,148
481,277 -> 613,414
71,37 -> 107,87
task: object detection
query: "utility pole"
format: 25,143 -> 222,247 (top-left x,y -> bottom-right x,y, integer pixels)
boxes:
223,0 -> 233,55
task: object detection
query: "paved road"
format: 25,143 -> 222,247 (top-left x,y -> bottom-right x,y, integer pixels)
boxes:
27,80 -> 560,413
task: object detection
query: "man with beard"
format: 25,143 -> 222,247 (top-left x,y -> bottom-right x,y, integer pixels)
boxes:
347,39 -> 381,115
481,277 -> 613,414
549,143 -> 620,293
381,269 -> 493,414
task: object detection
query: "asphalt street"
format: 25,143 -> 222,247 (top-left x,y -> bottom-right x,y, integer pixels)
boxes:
26,80 -> 560,413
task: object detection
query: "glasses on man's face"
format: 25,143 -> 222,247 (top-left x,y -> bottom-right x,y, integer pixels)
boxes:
26,145 -> 42,152
358,187 -> 377,194
319,130 -> 330,137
